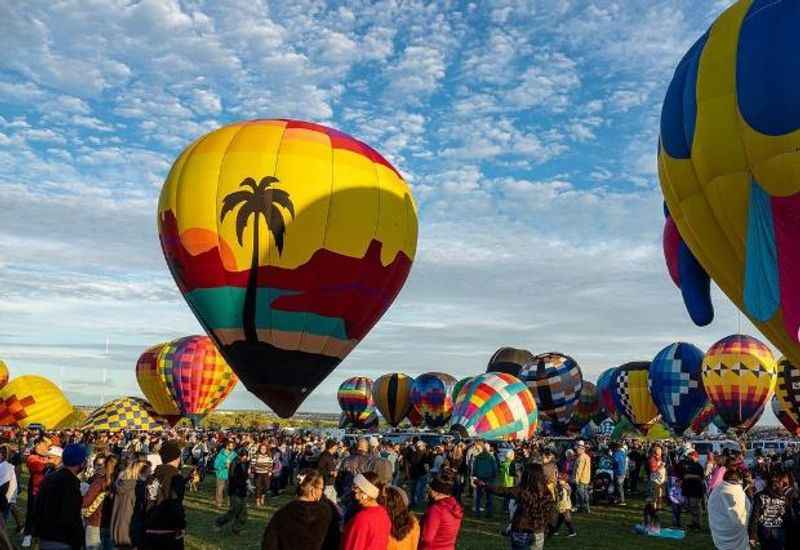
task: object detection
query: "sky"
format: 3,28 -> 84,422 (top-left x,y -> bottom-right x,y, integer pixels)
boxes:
2,0 -> 777,423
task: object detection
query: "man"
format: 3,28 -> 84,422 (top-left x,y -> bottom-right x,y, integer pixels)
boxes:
0,446 -> 18,529
612,443 -> 628,506
213,440 -> 235,508
708,468 -> 750,550
366,436 -> 393,485
680,450 -> 705,530
337,438 -> 370,520
573,441 -> 592,513
471,441 -> 498,518
35,444 -> 87,550
22,436 -> 51,547
215,448 -> 249,534
142,440 -> 186,550
406,440 -> 431,508
316,439 -> 339,502
628,441 -> 644,494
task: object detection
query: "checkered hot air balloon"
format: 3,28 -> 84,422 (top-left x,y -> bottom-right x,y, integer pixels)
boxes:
702,334 -> 776,434
649,342 -> 708,435
597,368 -> 619,421
83,397 -> 168,432
372,373 -> 412,428
570,381 -> 600,432
487,348 -> 533,377
611,362 -> 660,433
774,357 -> 800,435
0,375 -> 73,429
337,377 -> 374,425
772,394 -> 800,436
450,373 -> 538,441
410,372 -> 457,428
519,353 -> 583,428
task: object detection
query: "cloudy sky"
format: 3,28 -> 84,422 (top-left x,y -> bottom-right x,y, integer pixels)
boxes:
3,0 -> 775,423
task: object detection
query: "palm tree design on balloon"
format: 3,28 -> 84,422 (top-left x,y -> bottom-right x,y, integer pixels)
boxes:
221,176 -> 295,344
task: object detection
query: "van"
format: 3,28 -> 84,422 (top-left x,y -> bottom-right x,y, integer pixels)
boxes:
688,439 -> 741,467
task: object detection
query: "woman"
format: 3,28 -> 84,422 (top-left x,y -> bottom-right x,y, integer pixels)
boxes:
342,472 -> 391,550
252,443 -> 273,507
420,469 -> 463,550
484,464 -> 555,550
380,486 -> 419,550
262,469 -> 340,550
83,454 -> 118,550
749,468 -> 791,550
111,455 -> 147,549
648,445 -> 667,511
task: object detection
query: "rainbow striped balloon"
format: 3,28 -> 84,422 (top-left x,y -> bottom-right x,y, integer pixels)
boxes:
337,376 -> 374,424
451,373 -> 538,441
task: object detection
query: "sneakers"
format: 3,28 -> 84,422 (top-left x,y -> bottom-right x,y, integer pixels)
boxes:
567,532 -> 577,538
21,536 -> 31,548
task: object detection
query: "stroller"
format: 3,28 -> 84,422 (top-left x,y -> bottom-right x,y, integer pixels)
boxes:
592,453 -> 616,505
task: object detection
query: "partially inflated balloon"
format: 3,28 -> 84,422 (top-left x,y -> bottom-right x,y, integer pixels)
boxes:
0,361 -> 8,390
702,334 -> 776,434
612,362 -> 660,432
410,372 -> 456,428
597,368 -> 619,421
452,377 -> 473,402
337,377 -> 374,425
774,357 -> 800,434
0,375 -> 73,429
158,120 -> 418,417
659,1 -> 800,366
406,405 -> 424,427
689,401 -> 719,435
373,373 -> 413,427
649,342 -> 708,435
771,395 -> 800,435
487,348 -> 533,377
83,397 -> 168,432
451,373 -> 537,441
339,410 -> 379,430
519,353 -> 582,427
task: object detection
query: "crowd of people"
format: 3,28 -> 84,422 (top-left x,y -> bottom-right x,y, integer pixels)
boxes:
0,426 -> 798,549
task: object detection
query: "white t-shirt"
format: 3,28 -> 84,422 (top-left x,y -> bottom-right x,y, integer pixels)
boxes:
0,461 -> 18,504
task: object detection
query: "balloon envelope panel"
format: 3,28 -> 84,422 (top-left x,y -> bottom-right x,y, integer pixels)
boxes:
158,120 -> 418,417
373,373 -> 412,427
519,353 -> 582,426
410,372 -> 456,428
337,376 -> 374,424
0,375 -> 73,429
451,373 -> 537,441
649,342 -> 708,435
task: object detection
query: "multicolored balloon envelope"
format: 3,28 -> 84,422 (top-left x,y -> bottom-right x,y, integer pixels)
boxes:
597,367 -> 619,421
452,377 -> 473,402
83,397 -> 168,432
612,362 -> 660,433
487,347 -> 533,377
406,405 -> 424,427
570,381 -> 600,431
701,334 -> 776,434
659,0 -> 800,367
338,376 -> 374,425
649,342 -> 708,435
410,372 -> 457,428
372,373 -> 412,427
0,361 -> 8,390
689,401 -> 720,435
339,409 -> 378,430
137,336 -> 238,424
774,357 -> 800,434
519,352 -> 582,427
158,120 -> 418,418
771,395 -> 799,435
450,373 -> 537,441
0,375 -> 73,429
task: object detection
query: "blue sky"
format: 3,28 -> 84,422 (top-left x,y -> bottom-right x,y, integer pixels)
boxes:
2,0 -> 775,423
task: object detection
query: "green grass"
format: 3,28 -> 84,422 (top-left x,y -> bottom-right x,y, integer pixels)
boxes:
8,476 -> 716,549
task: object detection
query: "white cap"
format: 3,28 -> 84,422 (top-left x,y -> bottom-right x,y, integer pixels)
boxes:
47,446 -> 63,458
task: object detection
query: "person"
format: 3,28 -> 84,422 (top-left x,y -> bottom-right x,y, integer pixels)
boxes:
635,499 -> 661,536
317,439 -> 339,503
82,454 -> 117,550
252,443 -> 273,508
573,442 -> 591,513
472,441 -> 498,518
215,447 -> 249,534
213,440 -> 235,508
680,450 -> 705,531
342,472 -> 391,550
142,440 -> 186,550
338,439 -> 371,519
262,469 -> 340,550
648,445 -> 667,512
367,437 -> 393,486
406,441 -> 430,508
381,485 -> 420,550
498,449 -> 516,518
111,456 -> 147,549
35,443 -> 88,550
749,468 -> 790,550
708,468 -> 751,550
419,469 -> 463,550
612,443 -> 628,506
551,473 -> 576,537
0,446 -> 18,531
22,436 -> 50,547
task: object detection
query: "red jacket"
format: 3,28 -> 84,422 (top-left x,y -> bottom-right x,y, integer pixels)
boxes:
342,505 -> 391,550
26,454 -> 48,496
420,496 -> 463,550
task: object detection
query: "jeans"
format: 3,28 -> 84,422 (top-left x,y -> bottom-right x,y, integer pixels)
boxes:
684,496 -> 701,527
615,476 -> 626,504
671,502 -> 683,527
86,525 -> 101,550
758,526 -> 785,550
474,484 -> 493,516
215,495 -> 248,534
411,475 -> 428,507
215,478 -> 227,506
510,531 -> 544,550
576,483 -> 591,513
552,511 -> 576,535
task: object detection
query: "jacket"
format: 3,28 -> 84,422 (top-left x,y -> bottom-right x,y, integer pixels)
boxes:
262,499 -> 339,550
472,452 -> 497,481
420,496 -> 463,550
214,449 -> 234,480
490,486 -> 555,533
228,459 -> 249,498
342,504 -> 391,550
708,481 -> 751,550
145,464 -> 186,532
574,453 -> 591,485
35,467 -> 84,549
111,477 -> 137,547
82,473 -> 110,527
612,450 -> 628,478
388,514 -> 420,550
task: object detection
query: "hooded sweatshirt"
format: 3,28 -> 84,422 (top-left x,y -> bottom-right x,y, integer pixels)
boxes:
420,496 -> 463,550
262,499 -> 339,550
145,464 -> 186,532
708,481 -> 751,550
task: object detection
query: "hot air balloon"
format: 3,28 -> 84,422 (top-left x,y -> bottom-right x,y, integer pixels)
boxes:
612,362 -> 660,433
649,342 -> 708,435
702,334 -> 776,434
158,120 -> 418,418
597,368 -> 619,421
570,381 -> 600,431
450,373 -> 538,441
659,0 -> 800,367
337,377 -> 374,425
519,353 -> 582,428
410,372 -> 456,428
452,377 -> 473,402
406,405 -> 424,428
689,401 -> 719,435
339,409 -> 379,430
0,361 -> 9,390
772,395 -> 800,435
83,397 -> 168,432
372,373 -> 412,427
487,348 -> 533,377
0,375 -> 73,429
774,357 -> 800,434
136,343 -> 180,418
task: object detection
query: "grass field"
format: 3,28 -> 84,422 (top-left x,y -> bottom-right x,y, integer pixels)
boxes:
9,476 -> 716,549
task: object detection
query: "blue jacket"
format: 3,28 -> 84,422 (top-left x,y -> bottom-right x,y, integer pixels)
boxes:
613,449 -> 628,478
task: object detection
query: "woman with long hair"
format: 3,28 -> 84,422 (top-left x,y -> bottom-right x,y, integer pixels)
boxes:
111,455 -> 148,549
252,442 -> 273,508
483,463 -> 555,550
380,486 -> 419,550
83,454 -> 118,550
342,471 -> 391,550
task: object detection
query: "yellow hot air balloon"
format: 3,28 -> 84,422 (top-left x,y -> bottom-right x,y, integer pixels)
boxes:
136,343 -> 180,417
0,361 -> 8,390
0,375 -> 73,429
83,397 -> 168,432
612,362 -> 660,433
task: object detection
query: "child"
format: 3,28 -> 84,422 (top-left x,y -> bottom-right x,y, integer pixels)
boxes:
189,466 -> 201,492
552,473 -> 577,537
636,499 -> 661,536
668,476 -> 685,528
